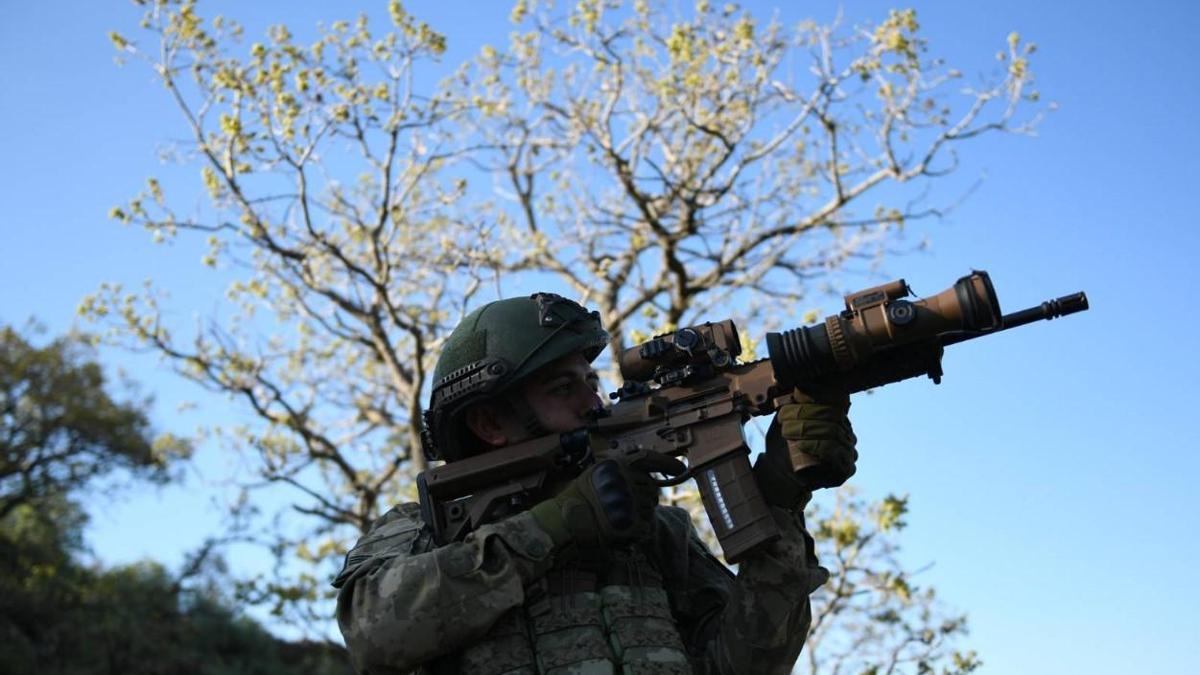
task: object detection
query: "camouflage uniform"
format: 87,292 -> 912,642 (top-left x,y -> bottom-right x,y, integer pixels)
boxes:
335,293 -> 846,673
334,500 -> 827,674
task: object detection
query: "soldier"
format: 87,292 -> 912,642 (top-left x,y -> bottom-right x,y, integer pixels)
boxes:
333,293 -> 858,674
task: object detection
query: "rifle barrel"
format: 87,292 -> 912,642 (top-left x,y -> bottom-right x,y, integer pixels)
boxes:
941,291 -> 1089,346
1001,292 -> 1089,330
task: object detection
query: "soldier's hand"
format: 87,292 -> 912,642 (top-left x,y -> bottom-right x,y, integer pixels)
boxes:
754,388 -> 858,509
530,452 -> 684,556
621,450 -> 687,529
529,459 -> 642,554
779,388 -> 858,489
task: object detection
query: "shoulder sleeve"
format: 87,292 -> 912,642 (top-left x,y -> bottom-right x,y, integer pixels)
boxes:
333,503 -> 559,674
653,505 -> 828,675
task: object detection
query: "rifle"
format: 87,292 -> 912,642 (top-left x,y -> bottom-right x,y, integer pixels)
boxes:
417,271 -> 1088,563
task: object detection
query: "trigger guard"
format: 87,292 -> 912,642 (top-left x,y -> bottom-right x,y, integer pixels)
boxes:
652,467 -> 692,488
609,445 -> 690,487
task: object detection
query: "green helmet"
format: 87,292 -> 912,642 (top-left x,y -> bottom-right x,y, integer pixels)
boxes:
422,292 -> 609,462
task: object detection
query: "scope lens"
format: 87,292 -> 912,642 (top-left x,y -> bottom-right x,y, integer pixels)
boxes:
675,328 -> 699,349
888,300 -> 916,325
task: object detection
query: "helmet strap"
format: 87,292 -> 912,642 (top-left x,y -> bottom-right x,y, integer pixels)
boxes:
507,389 -> 550,439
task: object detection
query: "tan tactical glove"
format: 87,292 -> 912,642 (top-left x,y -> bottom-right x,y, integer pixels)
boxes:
754,389 -> 858,510
529,452 -> 683,556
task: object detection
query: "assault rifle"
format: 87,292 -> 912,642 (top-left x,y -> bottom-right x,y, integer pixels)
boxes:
417,271 -> 1088,563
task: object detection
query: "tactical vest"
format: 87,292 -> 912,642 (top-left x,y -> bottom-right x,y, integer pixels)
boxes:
431,544 -> 693,674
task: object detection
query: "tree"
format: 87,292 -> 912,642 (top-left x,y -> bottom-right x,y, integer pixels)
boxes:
88,0 -> 1043,666
804,491 -> 980,674
0,324 -> 186,519
0,498 -> 351,675
0,324 -> 349,674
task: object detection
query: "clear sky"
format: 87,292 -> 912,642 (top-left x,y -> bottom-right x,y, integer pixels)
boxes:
2,1 -> 1199,673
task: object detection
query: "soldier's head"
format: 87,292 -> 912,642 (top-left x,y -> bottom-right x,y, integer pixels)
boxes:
421,293 -> 609,462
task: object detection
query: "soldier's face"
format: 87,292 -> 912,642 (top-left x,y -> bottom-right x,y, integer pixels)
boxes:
518,353 -> 603,433
465,353 -> 603,449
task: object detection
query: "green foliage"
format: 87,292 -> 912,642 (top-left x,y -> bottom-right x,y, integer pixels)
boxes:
441,0 -> 1044,348
0,324 -> 188,520
0,324 -> 346,672
0,499 -> 350,675
803,490 -> 979,674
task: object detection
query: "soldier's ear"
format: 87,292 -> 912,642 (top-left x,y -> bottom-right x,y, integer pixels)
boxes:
464,403 -> 509,448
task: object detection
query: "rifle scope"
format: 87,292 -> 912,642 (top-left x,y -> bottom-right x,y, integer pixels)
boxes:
764,270 -> 1089,392
617,270 -> 1088,395
618,319 -> 743,384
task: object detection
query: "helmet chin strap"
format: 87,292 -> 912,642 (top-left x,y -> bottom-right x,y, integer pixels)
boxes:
506,389 -> 550,440
505,390 -> 563,499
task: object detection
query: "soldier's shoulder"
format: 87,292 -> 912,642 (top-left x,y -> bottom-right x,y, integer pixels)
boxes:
333,502 -> 429,588
356,502 -> 428,551
367,502 -> 425,534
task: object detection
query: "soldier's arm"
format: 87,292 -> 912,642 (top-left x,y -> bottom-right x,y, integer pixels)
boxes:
333,503 -> 558,674
665,392 -> 854,672
655,506 -> 827,675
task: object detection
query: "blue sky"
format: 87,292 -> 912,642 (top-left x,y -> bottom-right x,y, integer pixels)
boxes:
2,1 -> 1199,672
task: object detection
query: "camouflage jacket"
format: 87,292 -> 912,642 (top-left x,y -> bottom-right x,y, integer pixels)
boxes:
334,498 -> 827,675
